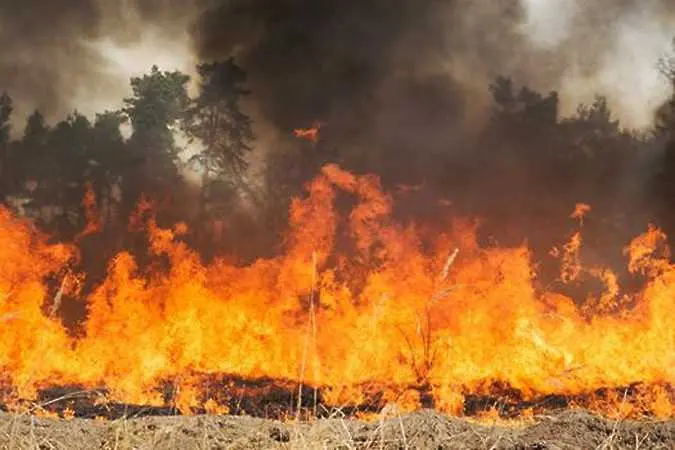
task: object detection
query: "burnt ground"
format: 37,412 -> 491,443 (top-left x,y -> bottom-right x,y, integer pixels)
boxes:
0,409 -> 672,449
16,379 -> 673,420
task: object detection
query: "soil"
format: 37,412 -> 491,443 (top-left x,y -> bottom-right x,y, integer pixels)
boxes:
0,409 -> 672,449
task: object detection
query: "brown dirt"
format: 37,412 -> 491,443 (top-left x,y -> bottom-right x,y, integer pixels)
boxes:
0,409 -> 671,449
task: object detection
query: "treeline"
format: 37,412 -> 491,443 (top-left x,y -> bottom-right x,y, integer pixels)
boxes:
0,61 -> 261,258
1,55 -> 675,271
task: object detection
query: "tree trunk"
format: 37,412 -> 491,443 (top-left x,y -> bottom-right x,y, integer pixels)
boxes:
198,152 -> 211,253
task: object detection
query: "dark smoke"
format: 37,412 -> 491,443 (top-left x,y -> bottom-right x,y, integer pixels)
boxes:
193,0 -> 496,184
193,0 -> 675,159
1,0 -> 672,135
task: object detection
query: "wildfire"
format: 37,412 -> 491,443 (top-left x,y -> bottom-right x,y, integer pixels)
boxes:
0,165 -> 672,419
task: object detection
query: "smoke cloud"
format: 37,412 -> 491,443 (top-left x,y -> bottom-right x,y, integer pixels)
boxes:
186,0 -> 675,187
194,0 -> 674,131
521,0 -> 675,128
0,0 -> 673,140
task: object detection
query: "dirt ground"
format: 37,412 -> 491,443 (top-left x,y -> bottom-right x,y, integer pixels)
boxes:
0,408 -> 672,450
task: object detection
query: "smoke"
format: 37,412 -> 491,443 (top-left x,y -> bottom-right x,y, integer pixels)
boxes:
520,0 -> 675,128
0,0 -> 201,127
193,0 -> 675,145
0,0 -> 673,142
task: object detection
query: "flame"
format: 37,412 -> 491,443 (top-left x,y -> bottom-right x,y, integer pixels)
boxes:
293,122 -> 321,143
0,165 -> 672,418
570,202 -> 591,223
77,182 -> 102,239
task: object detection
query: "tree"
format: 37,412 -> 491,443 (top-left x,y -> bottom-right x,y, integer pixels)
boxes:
488,76 -> 559,134
656,40 -> 675,135
88,111 -> 129,225
122,66 -> 190,215
0,93 -> 11,147
124,66 -> 190,159
652,41 -> 675,237
45,112 -> 93,235
2,110 -> 54,224
0,109 -> 47,217
0,93 -> 12,198
23,110 -> 49,149
92,110 -> 126,147
183,58 -> 254,224
18,110 -> 50,191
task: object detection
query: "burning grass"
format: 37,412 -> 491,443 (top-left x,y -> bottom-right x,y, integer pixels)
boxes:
0,165 -> 672,424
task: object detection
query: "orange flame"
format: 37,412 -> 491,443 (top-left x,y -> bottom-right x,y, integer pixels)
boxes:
293,122 -> 321,143
571,202 -> 591,223
77,182 -> 102,239
0,166 -> 672,418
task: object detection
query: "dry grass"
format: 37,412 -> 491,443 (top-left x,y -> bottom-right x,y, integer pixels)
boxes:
0,408 -> 671,449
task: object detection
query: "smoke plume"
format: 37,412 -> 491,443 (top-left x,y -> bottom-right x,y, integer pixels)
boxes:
193,0 -> 675,136
0,0 -> 673,142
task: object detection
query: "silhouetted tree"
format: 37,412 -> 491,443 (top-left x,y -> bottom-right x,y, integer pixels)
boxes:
16,110 -> 50,214
562,97 -> 633,201
88,111 -> 128,225
449,75 -> 655,276
23,110 -> 49,149
469,77 -> 564,240
652,42 -> 675,238
0,93 -> 12,198
0,93 -> 11,147
122,65 -> 190,217
183,58 -> 254,225
656,40 -> 675,135
45,112 -> 94,234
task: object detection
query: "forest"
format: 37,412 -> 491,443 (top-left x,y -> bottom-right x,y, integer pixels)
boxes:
1,49 -> 675,287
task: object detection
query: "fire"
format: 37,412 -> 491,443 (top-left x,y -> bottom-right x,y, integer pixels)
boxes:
0,165 -> 672,418
293,122 -> 321,143
570,202 -> 591,222
77,182 -> 102,239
